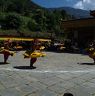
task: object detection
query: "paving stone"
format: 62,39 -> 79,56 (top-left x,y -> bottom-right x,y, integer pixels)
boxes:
39,76 -> 63,86
56,73 -> 74,81
89,78 -> 95,83
1,77 -> 18,88
0,51 -> 95,96
82,81 -> 95,94
70,76 -> 88,85
29,81 -> 47,90
77,73 -> 95,82
0,83 -> 5,90
16,84 -> 38,95
47,80 -> 75,94
0,88 -> 23,96
66,85 -> 90,96
69,72 -> 86,78
35,89 -> 57,96
29,72 -> 56,80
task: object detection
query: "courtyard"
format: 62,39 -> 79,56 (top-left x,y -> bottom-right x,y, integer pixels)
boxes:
0,51 -> 95,96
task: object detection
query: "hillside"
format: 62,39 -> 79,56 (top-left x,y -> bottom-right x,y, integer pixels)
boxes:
48,7 -> 92,19
0,0 -> 71,39
0,0 -> 42,12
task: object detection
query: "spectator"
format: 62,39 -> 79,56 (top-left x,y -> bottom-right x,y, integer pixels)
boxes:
63,93 -> 74,96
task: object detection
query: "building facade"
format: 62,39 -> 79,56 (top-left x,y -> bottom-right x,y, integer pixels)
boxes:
61,11 -> 95,48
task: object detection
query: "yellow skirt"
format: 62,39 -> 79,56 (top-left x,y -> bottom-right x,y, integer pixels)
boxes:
23,51 -> 46,58
0,49 -> 15,56
89,52 -> 95,59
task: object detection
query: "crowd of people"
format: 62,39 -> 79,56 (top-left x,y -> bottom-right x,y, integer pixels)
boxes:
0,38 -> 95,66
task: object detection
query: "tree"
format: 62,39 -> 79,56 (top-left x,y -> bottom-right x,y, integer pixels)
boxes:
4,13 -> 22,29
32,9 -> 47,32
27,19 -> 38,31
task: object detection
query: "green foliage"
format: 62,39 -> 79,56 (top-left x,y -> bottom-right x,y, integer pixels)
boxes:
0,0 -> 72,39
27,19 -> 38,31
0,29 -> 20,36
2,13 -> 22,29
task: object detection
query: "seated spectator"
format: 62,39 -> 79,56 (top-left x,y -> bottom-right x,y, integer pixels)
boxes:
63,93 -> 73,96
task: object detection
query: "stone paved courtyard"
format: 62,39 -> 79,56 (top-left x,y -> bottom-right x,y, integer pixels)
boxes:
0,51 -> 95,96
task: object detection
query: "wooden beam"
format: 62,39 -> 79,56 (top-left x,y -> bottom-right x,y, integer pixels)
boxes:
61,18 -> 95,29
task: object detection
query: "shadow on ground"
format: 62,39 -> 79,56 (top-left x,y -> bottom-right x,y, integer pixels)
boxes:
14,66 -> 36,70
78,62 -> 95,65
0,62 -> 10,65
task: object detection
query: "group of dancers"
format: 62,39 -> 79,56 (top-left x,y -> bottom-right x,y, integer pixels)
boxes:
1,38 -> 95,68
0,38 -> 46,68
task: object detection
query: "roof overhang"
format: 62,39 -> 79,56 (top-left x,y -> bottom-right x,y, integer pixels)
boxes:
61,18 -> 95,29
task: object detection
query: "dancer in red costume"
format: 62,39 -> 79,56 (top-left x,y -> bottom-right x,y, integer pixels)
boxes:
3,40 -> 13,64
30,39 -> 39,68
